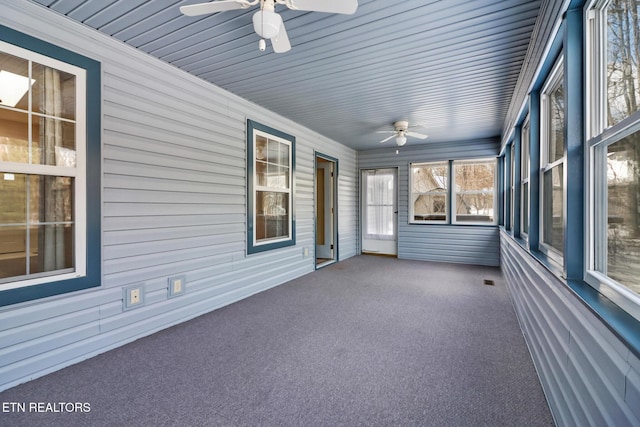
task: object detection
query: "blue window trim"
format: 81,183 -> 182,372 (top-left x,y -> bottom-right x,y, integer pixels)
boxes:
246,119 -> 296,254
0,25 -> 102,307
503,3 -> 640,357
563,7 -> 584,280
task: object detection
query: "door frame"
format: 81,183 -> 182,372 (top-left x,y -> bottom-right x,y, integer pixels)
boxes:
314,152 -> 339,268
360,167 -> 398,256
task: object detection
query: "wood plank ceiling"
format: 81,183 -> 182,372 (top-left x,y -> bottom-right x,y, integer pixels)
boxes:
29,0 -> 542,150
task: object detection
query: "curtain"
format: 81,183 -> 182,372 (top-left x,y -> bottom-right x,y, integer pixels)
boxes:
41,67 -> 66,271
363,170 -> 395,240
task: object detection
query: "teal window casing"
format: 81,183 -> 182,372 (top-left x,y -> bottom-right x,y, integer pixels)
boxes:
0,25 -> 101,307
504,4 -> 640,356
246,119 -> 296,254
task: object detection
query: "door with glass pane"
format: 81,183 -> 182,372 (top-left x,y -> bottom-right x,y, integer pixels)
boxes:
361,168 -> 397,256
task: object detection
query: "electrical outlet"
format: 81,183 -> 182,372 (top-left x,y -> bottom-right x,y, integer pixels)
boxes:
123,284 -> 145,310
168,275 -> 186,298
130,288 -> 140,304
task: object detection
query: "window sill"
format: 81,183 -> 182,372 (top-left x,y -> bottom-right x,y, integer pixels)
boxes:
500,229 -> 640,359
410,221 -> 498,227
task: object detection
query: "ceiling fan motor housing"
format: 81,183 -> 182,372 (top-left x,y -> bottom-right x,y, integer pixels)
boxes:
394,120 -> 409,132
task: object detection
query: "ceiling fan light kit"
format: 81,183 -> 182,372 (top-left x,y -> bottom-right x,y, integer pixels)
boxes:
180,0 -> 358,53
252,8 -> 282,39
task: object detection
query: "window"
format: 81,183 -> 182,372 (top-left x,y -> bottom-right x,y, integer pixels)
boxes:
0,28 -> 100,306
247,120 -> 295,254
521,118 -> 530,238
509,143 -> 515,230
410,161 -> 448,223
452,159 -> 497,224
540,57 -> 565,259
587,0 -> 640,316
502,155 -> 508,227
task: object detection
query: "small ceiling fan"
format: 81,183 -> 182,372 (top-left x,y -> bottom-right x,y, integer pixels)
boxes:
378,121 -> 428,146
180,0 -> 358,53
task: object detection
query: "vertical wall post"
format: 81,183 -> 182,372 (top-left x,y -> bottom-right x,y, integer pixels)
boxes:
564,7 -> 585,280
528,92 -> 541,251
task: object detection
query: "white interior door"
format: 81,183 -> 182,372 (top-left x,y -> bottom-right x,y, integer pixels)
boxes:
361,168 -> 397,255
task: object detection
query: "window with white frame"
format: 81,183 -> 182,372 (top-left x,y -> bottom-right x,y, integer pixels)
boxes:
410,161 -> 448,223
509,143 -> 515,231
247,120 -> 295,254
502,155 -> 508,227
452,159 -> 496,224
540,56 -> 565,259
521,118 -> 530,238
587,0 -> 640,315
0,41 -> 86,288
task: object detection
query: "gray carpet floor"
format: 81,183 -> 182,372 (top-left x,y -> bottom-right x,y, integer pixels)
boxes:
0,256 -> 554,426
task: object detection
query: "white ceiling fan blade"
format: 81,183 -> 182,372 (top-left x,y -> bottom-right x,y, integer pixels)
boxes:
286,0 -> 358,15
406,131 -> 428,139
271,22 -> 291,53
376,130 -> 396,134
379,135 -> 396,144
180,0 -> 249,17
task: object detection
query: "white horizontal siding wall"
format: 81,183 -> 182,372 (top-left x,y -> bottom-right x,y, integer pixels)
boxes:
501,232 -> 640,427
358,138 -> 500,266
0,0 -> 356,392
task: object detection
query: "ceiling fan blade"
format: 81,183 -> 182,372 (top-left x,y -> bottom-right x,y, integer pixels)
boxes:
379,135 -> 395,144
180,0 -> 248,16
271,23 -> 291,53
406,131 -> 428,139
376,130 -> 396,134
286,0 -> 358,15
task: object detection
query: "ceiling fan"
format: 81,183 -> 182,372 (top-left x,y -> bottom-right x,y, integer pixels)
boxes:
378,121 -> 428,146
180,0 -> 358,53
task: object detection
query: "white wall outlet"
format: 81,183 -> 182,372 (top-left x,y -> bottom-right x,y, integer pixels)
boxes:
123,284 -> 145,311
168,275 -> 186,298
303,247 -> 309,257
130,288 -> 140,304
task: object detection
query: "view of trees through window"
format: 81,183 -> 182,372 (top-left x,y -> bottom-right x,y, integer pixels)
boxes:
542,61 -> 565,256
411,162 -> 448,222
454,161 -> 495,223
607,131 -> 640,294
603,0 -> 640,294
607,0 -> 640,126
